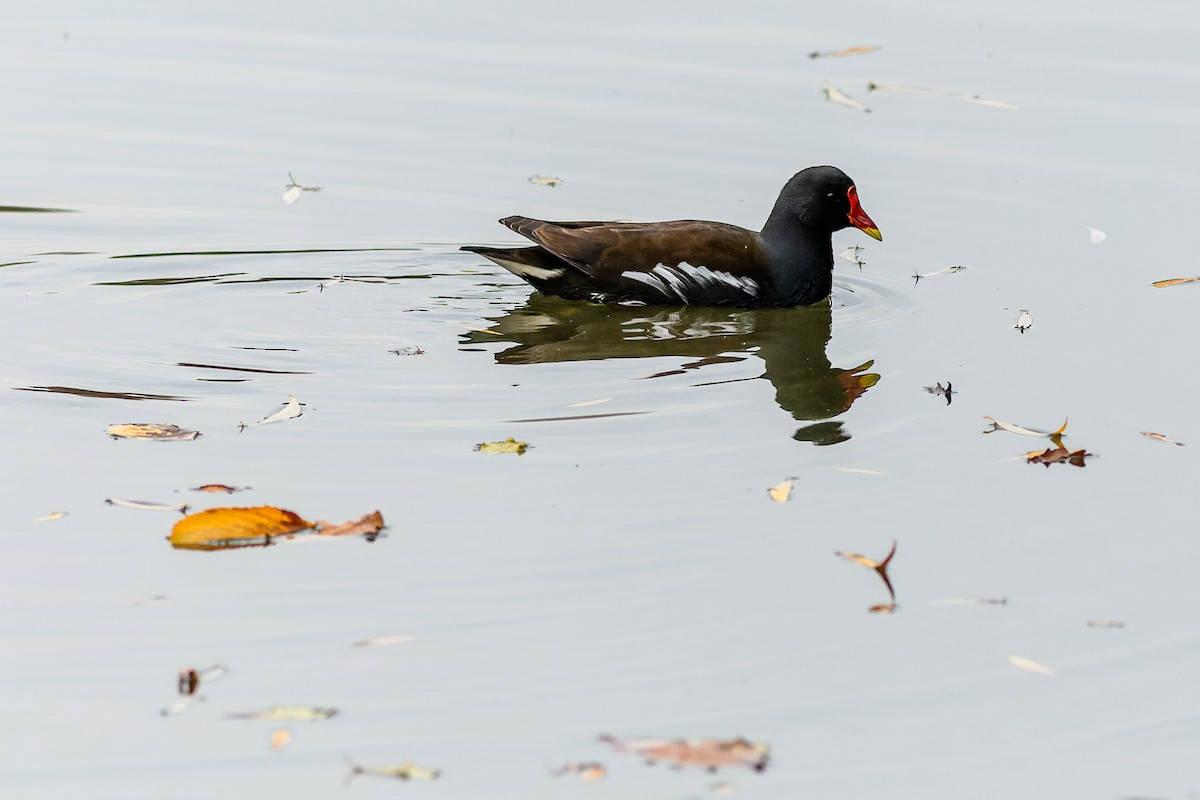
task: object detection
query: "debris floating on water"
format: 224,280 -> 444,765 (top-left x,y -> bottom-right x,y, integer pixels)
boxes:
345,757 -> 441,782
1140,431 -> 1184,446
767,479 -> 793,503
475,437 -> 530,455
282,172 -> 323,204
1086,619 -> 1126,629
599,734 -> 770,772
552,762 -> 607,782
33,511 -> 69,522
808,44 -> 880,59
1015,309 -> 1032,333
105,497 -> 190,514
1087,227 -> 1106,243
528,175 -> 563,187
256,395 -> 302,425
834,540 -> 898,607
228,705 -> 338,721
105,423 -> 200,441
823,81 -> 870,112
1008,655 -> 1057,677
1151,276 -> 1200,288
923,382 -> 954,405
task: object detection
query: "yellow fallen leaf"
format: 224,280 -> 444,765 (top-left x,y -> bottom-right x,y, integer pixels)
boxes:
767,479 -> 793,503
474,437 -> 529,454
105,423 -> 200,440
34,511 -> 69,522
1008,655 -> 1057,676
169,506 -> 312,550
1152,276 -> 1200,287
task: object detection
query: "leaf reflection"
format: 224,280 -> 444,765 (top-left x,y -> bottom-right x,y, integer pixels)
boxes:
460,296 -> 880,443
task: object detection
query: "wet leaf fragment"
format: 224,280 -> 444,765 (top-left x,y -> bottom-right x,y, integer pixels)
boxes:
106,497 -> 189,513
106,423 -> 199,441
282,172 -> 323,204
351,634 -> 416,648
552,762 -> 607,782
835,540 -> 898,603
228,705 -> 338,721
923,382 -> 954,404
767,479 -> 793,503
1152,276 -> 1200,288
257,394 -> 302,425
315,510 -> 385,538
269,729 -> 293,752
528,174 -> 563,187
169,506 -> 312,550
823,81 -> 869,112
475,437 -> 529,455
808,44 -> 880,59
346,757 -> 441,782
1008,655 -> 1057,677
600,734 -> 769,772
1141,431 -> 1184,446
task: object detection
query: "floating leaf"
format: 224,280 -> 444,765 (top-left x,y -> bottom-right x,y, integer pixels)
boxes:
528,175 -> 563,187
191,483 -> 250,493
552,762 -> 607,782
567,397 -> 611,408
33,511 -> 68,522
282,172 -> 323,204
912,265 -> 964,282
823,81 -> 869,112
1015,309 -> 1032,332
351,634 -> 416,648
1008,655 -> 1057,676
835,540 -> 897,603
389,345 -> 425,356
983,416 -> 1068,437
257,395 -> 302,425
923,381 -> 954,405
1026,445 -> 1092,468
270,729 -> 293,752
600,734 -> 769,772
315,510 -> 385,537
106,497 -> 189,513
1140,431 -> 1184,446
228,705 -> 338,721
1152,276 -> 1200,288
346,758 -> 441,782
475,437 -> 529,455
866,82 -> 1017,109
868,602 -> 897,614
808,44 -> 880,59
105,423 -> 199,441
1087,227 -> 1106,244
169,506 -> 312,550
1086,619 -> 1125,629
767,479 -> 793,503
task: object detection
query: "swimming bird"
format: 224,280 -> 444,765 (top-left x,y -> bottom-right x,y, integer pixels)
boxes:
462,165 -> 881,308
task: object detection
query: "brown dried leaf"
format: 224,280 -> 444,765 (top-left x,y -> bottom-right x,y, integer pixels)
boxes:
1025,446 -> 1092,468
315,510 -> 385,537
169,506 -> 312,550
105,423 -> 200,440
1152,276 -> 1200,287
191,483 -> 250,493
1140,431 -> 1185,446
600,734 -> 769,772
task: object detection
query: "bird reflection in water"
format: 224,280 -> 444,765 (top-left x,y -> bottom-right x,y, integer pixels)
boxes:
460,295 -> 879,445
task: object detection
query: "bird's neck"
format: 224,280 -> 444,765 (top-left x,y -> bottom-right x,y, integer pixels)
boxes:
760,212 -> 833,304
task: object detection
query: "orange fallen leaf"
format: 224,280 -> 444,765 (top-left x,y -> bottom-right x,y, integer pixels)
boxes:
315,510 -> 385,537
169,506 -> 312,550
1152,276 -> 1200,287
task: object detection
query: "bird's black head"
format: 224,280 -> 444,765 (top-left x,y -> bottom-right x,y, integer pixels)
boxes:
774,165 -> 881,241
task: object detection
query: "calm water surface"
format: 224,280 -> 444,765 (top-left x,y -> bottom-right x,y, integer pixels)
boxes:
3,2 -> 1199,798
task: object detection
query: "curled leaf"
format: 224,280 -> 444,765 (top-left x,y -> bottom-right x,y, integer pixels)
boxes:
1141,431 -> 1184,446
1152,276 -> 1200,288
1025,446 -> 1092,468
315,510 -> 385,537
169,506 -> 312,550
257,395 -> 302,425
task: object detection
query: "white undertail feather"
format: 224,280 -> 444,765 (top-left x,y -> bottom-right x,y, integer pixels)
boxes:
622,262 -> 759,304
484,255 -> 565,282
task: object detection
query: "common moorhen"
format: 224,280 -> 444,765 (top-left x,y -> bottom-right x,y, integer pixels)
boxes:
462,165 -> 881,308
